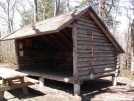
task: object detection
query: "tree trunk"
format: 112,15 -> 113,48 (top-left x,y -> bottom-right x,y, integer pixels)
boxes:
99,0 -> 106,23
54,0 -> 60,17
65,0 -> 70,12
131,19 -> 134,74
7,0 -> 11,33
34,0 -> 38,22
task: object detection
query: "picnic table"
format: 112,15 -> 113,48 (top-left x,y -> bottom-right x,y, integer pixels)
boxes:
0,68 -> 33,100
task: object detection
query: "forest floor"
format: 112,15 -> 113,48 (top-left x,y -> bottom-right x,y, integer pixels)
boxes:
0,63 -> 134,101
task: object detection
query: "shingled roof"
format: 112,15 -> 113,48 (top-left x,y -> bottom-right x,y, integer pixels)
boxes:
1,6 -> 124,53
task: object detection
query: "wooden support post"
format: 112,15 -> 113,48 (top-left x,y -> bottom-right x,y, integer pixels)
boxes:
39,77 -> 44,87
73,22 -> 80,95
74,84 -> 80,95
112,76 -> 117,86
20,77 -> 29,95
0,91 -> 4,101
112,49 -> 120,86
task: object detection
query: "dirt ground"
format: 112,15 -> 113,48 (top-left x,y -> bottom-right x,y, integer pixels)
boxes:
0,63 -> 134,101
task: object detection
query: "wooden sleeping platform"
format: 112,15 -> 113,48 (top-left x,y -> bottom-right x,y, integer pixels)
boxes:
20,67 -> 74,84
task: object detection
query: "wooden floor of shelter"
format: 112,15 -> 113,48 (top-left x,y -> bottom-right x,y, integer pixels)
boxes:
20,67 -> 73,83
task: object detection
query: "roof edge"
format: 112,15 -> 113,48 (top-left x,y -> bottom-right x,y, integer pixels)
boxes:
1,30 -> 58,41
57,6 -> 91,31
88,7 -> 125,53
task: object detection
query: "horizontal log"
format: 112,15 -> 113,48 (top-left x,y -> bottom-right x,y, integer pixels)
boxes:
91,64 -> 116,69
78,67 -> 115,76
21,70 -> 75,84
94,68 -> 115,73
77,37 -> 110,43
77,61 -> 115,67
77,53 -> 115,58
76,24 -> 102,32
79,71 -> 115,80
78,57 -> 115,62
77,20 -> 99,29
78,67 -> 90,71
77,45 -> 115,51
78,65 -> 116,72
77,49 -> 115,53
80,15 -> 92,19
64,76 -> 80,83
77,33 -> 108,40
77,40 -> 113,46
77,29 -> 105,37
78,70 -> 90,76
77,17 -> 96,25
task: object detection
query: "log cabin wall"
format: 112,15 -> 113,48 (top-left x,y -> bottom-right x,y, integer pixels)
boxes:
16,38 -> 55,69
75,13 -> 117,79
16,28 -> 73,72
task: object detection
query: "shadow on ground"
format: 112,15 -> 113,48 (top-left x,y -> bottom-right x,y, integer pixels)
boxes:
3,87 -> 45,101
81,79 -> 126,101
2,78 -> 129,101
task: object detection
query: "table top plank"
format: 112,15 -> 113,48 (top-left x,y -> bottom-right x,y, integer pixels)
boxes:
0,68 -> 28,79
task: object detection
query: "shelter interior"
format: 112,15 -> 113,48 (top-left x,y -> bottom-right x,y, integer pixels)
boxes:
16,27 -> 73,81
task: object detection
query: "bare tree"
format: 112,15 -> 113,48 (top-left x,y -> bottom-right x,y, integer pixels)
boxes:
65,0 -> 70,12
0,0 -> 19,33
34,0 -> 38,22
99,0 -> 106,23
131,20 -> 134,74
54,0 -> 60,16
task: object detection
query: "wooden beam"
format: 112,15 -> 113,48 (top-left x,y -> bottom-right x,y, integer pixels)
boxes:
42,36 -> 60,50
88,10 -> 119,49
62,28 -> 72,42
76,24 -> 102,32
50,34 -> 68,50
51,33 -> 70,50
79,71 -> 115,80
67,24 -> 73,28
58,31 -> 72,48
0,82 -> 33,92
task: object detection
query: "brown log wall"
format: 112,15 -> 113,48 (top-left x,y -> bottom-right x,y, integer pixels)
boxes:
16,37 -> 73,70
76,14 -> 117,78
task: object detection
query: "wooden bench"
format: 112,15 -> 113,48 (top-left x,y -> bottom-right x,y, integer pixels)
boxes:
0,68 -> 33,101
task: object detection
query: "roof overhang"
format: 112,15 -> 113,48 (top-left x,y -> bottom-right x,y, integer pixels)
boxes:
0,6 -> 125,53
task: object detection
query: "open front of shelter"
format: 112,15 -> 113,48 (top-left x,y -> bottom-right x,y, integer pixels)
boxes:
1,6 -> 124,95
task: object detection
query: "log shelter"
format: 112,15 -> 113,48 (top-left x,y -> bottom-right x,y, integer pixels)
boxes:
1,6 -> 124,95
